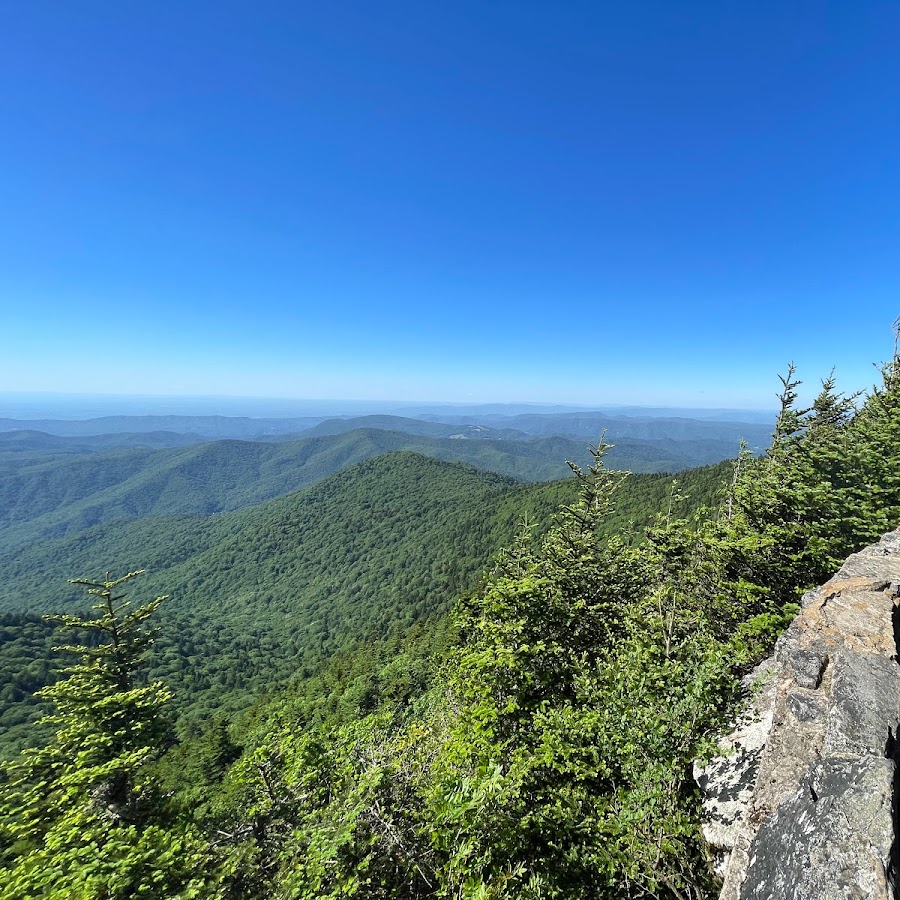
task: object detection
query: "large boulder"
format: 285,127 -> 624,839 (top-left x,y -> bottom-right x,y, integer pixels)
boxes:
696,530 -> 900,899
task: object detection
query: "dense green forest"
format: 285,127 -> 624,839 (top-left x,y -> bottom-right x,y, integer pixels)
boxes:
0,454 -> 730,756
3,341 -> 900,899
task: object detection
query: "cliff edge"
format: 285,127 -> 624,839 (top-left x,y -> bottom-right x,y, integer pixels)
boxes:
697,528 -> 900,900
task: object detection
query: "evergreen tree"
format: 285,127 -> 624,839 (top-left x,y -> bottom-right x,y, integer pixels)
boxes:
0,571 -> 219,899
843,328 -> 900,542
427,443 -> 720,899
708,330 -> 900,617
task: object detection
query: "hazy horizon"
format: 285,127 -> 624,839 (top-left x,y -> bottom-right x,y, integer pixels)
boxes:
0,390 -> 778,422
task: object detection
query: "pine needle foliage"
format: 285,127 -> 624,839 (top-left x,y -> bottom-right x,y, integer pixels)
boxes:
0,572 -> 220,899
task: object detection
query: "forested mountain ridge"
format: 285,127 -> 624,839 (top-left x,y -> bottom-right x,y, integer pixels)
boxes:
0,426 -> 738,551
294,414 -> 527,439
0,429 -> 567,549
0,429 -> 205,454
0,453 -> 732,615
415,411 -> 774,446
0,453 -> 732,757
0,453 -> 519,743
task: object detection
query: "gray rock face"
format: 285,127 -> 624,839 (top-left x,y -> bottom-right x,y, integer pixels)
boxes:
696,529 -> 900,900
741,757 -> 894,900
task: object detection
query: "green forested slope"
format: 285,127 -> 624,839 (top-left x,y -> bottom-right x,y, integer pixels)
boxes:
0,429 -> 566,548
0,453 -> 546,748
0,453 -> 731,754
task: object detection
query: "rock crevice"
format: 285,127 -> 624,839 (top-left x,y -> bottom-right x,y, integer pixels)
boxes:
697,529 -> 900,900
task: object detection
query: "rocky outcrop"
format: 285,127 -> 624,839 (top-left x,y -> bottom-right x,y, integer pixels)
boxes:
696,529 -> 900,899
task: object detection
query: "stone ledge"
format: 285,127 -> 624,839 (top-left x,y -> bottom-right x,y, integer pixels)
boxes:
696,529 -> 900,900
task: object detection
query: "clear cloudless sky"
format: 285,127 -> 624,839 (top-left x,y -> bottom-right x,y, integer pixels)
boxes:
1,1 -> 898,407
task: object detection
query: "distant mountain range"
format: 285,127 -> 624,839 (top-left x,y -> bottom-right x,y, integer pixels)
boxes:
0,415 -> 324,438
0,429 -> 204,454
0,392 -> 778,422
410,412 -> 773,446
0,427 -> 739,550
0,409 -> 773,447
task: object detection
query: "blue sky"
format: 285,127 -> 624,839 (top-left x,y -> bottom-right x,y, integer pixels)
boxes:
1,1 -> 898,407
